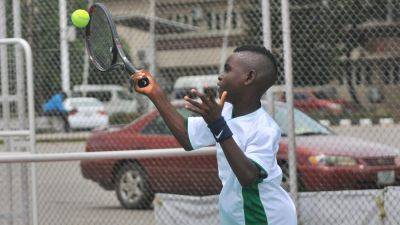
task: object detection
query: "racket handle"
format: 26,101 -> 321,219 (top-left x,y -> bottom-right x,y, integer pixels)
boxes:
137,77 -> 150,88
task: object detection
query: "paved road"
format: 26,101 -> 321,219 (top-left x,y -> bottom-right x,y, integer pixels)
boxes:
2,124 -> 400,225
34,142 -> 155,225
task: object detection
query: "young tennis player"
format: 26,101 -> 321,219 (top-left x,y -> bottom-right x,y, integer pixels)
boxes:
131,45 -> 297,225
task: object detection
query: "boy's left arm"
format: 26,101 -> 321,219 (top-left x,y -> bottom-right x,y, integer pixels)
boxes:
184,90 -> 261,187
218,138 -> 261,187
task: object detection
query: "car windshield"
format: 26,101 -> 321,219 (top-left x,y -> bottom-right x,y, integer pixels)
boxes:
314,90 -> 340,100
313,91 -> 329,99
141,108 -> 196,135
293,93 -> 308,100
139,103 -> 332,137
272,104 -> 332,136
117,90 -> 135,100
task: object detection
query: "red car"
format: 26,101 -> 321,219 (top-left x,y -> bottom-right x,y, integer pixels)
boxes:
279,90 -> 353,115
80,102 -> 400,209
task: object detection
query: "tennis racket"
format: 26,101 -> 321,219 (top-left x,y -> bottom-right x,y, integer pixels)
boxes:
85,3 -> 149,88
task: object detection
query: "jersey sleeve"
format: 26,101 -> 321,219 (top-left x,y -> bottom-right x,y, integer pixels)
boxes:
245,126 -> 281,181
187,117 -> 216,150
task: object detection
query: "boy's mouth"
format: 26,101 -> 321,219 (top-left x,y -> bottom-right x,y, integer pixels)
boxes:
217,85 -> 224,98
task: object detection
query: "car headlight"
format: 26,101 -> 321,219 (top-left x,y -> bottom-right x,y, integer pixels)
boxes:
308,154 -> 358,166
395,156 -> 400,166
327,103 -> 342,110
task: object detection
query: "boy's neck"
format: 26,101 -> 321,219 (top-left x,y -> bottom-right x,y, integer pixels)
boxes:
231,100 -> 261,118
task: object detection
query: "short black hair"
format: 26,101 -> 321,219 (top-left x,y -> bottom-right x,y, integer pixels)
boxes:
233,45 -> 278,87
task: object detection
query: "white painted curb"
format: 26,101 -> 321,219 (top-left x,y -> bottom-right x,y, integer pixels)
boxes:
359,118 -> 372,126
379,118 -> 394,125
339,119 -> 352,126
327,117 -> 397,127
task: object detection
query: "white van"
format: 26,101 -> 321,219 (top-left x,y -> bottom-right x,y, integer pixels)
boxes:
173,75 -> 219,100
72,85 -> 139,115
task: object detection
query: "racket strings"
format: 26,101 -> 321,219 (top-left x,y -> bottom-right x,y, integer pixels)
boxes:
89,7 -> 115,70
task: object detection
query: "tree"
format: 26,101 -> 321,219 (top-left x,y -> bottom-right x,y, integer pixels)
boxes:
268,0 -> 377,104
28,0 -> 62,112
21,0 -> 132,113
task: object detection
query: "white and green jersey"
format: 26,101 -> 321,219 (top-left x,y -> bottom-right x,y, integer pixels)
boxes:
188,102 -> 297,225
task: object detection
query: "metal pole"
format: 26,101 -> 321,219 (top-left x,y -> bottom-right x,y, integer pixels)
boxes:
12,13 -> 26,225
266,85 -> 284,117
12,3 -> 30,225
59,0 -> 70,95
261,0 -> 272,50
219,0 -> 234,74
82,0 -> 94,87
0,5 -> 13,225
281,0 -> 298,207
1,1 -> 11,129
266,88 -> 275,117
22,38 -> 38,225
149,0 -> 156,76
0,147 -> 216,163
140,0 -> 156,112
261,0 -> 274,116
0,39 -> 39,149
82,49 -> 89,88
13,0 -> 26,129
0,38 -> 38,225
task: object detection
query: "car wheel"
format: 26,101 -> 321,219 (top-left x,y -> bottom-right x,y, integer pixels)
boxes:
115,162 -> 153,209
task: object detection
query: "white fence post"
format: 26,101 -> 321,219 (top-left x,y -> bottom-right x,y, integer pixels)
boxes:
0,38 -> 37,225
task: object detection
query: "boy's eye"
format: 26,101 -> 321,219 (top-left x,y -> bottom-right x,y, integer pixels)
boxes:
224,64 -> 230,72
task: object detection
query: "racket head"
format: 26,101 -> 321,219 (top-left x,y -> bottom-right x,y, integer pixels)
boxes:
86,3 -> 138,74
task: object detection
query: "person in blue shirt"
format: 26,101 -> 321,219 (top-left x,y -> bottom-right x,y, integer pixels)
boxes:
43,92 -> 70,132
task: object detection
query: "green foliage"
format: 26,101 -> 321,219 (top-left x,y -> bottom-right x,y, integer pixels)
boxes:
268,0 -> 376,86
17,0 -> 132,113
29,0 -> 62,109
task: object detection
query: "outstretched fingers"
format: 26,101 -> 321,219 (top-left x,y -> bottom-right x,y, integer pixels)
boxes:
184,101 -> 204,115
191,89 -> 214,107
219,91 -> 228,107
184,94 -> 210,111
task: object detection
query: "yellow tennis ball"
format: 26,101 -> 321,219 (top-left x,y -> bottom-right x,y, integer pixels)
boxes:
71,9 -> 90,28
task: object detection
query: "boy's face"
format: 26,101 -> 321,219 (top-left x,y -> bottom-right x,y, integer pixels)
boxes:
217,53 -> 248,102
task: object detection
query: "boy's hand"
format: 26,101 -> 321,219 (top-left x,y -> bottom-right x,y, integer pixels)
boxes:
184,89 -> 227,124
130,70 -> 161,98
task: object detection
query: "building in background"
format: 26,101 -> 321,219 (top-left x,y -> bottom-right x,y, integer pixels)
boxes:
106,0 -> 400,116
106,0 -> 261,92
332,0 -> 400,115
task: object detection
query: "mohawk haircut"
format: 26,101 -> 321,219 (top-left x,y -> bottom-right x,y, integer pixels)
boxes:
233,45 -> 278,87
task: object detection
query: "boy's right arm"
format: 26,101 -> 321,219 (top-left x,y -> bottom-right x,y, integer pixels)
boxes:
131,70 -> 193,151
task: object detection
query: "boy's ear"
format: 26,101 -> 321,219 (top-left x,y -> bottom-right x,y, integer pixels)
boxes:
244,70 -> 256,86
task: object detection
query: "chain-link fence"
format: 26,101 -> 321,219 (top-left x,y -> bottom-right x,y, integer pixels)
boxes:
1,0 -> 400,224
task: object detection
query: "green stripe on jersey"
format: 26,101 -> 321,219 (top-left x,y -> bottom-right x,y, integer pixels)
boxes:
242,183 -> 268,225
